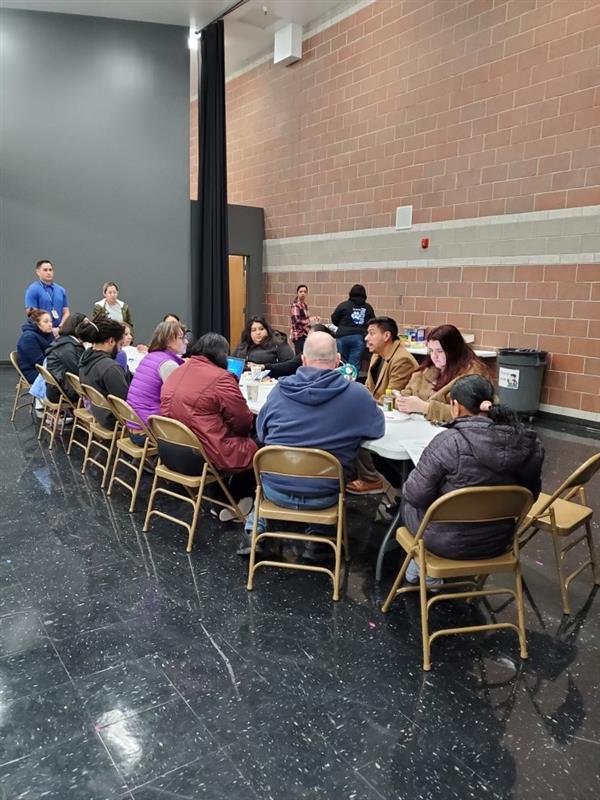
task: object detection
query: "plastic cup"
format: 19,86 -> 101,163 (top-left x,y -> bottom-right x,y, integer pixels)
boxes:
250,365 -> 262,381
246,383 -> 259,403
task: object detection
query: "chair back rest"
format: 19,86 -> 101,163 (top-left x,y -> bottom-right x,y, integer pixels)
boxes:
36,363 -> 72,404
10,351 -> 31,386
146,415 -> 208,475
417,486 -> 534,538
253,445 -> 344,489
64,372 -> 85,400
553,451 -> 600,501
108,395 -> 155,443
80,382 -> 112,412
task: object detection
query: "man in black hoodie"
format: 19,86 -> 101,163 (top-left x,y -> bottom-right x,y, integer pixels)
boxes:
331,284 -> 375,371
78,317 -> 129,429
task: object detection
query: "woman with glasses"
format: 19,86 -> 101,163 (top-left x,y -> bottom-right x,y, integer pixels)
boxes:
394,324 -> 489,423
126,320 -> 186,435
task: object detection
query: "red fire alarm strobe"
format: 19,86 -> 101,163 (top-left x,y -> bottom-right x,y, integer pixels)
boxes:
421,237 -> 429,249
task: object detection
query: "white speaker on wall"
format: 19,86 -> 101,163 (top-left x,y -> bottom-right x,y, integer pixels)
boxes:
274,23 -> 302,66
395,205 -> 413,230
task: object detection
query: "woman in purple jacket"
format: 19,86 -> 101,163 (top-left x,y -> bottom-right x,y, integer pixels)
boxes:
400,374 -> 544,584
126,320 -> 186,439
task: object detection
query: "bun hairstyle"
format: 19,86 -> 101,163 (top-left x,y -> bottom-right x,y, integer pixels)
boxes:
450,374 -> 520,428
75,315 -> 125,345
58,312 -> 87,337
27,308 -> 51,325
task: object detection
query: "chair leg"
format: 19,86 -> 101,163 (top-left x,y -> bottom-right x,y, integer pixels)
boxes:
585,519 -> 600,585
419,547 -> 432,671
186,465 -> 208,552
381,551 -> 412,613
101,431 -> 118,489
11,383 -> 22,422
514,564 -> 528,660
81,429 -> 94,474
106,449 -> 119,496
67,419 -> 79,455
37,407 -> 46,440
332,517 -> 343,602
246,488 -> 261,591
143,469 -> 160,532
127,455 -> 146,513
48,404 -> 61,450
342,504 -> 350,563
550,529 -> 570,615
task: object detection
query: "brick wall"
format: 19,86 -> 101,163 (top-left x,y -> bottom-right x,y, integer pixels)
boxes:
265,263 -> 600,416
217,0 -> 600,238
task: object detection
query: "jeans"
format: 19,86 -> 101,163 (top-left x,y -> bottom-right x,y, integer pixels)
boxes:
245,485 -> 339,537
337,334 -> 364,372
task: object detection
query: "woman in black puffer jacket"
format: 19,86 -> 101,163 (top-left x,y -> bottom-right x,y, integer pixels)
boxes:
233,316 -> 294,366
400,374 -> 544,582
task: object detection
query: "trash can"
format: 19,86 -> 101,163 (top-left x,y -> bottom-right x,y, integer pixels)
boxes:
496,348 -> 548,417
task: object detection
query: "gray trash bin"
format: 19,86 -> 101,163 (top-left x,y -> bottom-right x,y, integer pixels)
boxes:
496,348 -> 548,417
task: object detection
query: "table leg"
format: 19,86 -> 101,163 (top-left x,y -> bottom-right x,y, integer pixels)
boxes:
374,460 -> 412,583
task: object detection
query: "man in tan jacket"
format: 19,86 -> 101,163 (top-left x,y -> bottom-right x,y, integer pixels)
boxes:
347,316 -> 417,495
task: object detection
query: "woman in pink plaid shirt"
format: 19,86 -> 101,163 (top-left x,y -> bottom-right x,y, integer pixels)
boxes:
290,284 -> 320,355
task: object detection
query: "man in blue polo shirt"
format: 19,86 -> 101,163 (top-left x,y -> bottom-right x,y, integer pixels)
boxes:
25,259 -> 70,336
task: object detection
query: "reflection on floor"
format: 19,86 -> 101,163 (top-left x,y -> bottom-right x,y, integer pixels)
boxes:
0,366 -> 599,799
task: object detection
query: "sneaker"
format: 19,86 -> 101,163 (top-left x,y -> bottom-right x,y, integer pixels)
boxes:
237,529 -> 264,557
219,496 -> 253,523
346,479 -> 384,496
301,540 -> 334,562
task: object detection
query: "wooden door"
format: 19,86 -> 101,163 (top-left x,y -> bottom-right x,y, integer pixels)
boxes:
228,255 -> 246,350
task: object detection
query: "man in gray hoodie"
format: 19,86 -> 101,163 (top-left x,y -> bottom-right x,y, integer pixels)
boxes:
239,331 -> 385,558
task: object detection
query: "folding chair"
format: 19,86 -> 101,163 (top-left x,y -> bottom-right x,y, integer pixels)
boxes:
35,364 -> 75,449
143,415 -> 245,552
64,372 -> 94,458
519,452 -> 600,615
9,351 -> 33,422
107,396 -> 158,512
246,446 -> 350,601
381,486 -> 534,671
79,383 -> 121,488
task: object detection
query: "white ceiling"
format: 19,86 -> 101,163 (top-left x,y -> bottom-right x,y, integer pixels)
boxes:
2,0 -> 358,80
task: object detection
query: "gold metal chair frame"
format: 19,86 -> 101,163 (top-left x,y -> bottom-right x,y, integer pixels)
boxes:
10,351 -> 33,422
519,452 -> 600,615
106,396 -> 158,512
35,364 -> 75,450
143,415 -> 245,552
64,372 -> 94,459
246,446 -> 350,601
79,383 -> 121,488
381,486 -> 534,671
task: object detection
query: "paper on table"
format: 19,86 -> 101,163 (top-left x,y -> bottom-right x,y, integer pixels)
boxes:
401,426 -> 444,465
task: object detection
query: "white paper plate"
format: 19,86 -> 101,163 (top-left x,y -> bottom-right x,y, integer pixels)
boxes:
384,411 -> 410,422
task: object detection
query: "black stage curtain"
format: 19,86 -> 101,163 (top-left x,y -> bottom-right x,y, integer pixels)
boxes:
191,19 -> 229,339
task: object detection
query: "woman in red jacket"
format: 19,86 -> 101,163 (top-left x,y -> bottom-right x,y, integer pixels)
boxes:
160,333 -> 257,521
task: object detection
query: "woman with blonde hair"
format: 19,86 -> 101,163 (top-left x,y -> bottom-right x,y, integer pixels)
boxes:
126,320 -> 186,430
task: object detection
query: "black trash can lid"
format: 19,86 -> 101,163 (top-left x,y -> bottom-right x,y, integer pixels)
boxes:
497,348 -> 548,356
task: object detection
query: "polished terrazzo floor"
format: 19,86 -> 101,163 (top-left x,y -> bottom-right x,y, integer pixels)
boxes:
1,366 -> 599,799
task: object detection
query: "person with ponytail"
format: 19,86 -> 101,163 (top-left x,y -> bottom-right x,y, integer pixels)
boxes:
78,316 -> 129,428
398,374 -> 544,583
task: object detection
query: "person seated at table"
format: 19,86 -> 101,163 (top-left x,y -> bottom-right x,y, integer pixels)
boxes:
45,312 -> 87,403
395,323 -> 488,424
93,281 -> 134,333
397,374 -> 544,584
163,313 -> 193,354
239,331 -> 385,559
127,320 -> 186,435
262,323 -> 335,378
78,316 -> 129,429
116,324 -> 149,374
331,283 -> 375,371
160,332 -> 257,520
346,316 -> 418,495
233,316 -> 294,366
17,309 -> 55,384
